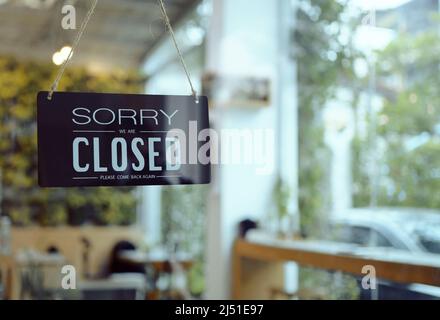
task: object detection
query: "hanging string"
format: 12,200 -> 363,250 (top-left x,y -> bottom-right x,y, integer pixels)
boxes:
47,0 -> 198,102
158,0 -> 199,102
47,0 -> 99,100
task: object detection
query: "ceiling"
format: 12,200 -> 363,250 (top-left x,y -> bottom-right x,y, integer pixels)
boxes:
0,0 -> 200,70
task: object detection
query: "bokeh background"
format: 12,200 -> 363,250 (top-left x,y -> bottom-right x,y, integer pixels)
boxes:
0,0 -> 439,300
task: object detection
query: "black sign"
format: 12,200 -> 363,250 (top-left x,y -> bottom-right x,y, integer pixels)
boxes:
37,91 -> 211,187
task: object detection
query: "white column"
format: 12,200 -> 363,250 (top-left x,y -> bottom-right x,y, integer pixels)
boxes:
204,0 -> 299,299
137,186 -> 162,245
324,99 -> 354,214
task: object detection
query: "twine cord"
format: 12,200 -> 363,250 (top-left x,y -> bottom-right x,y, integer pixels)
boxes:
48,0 -> 198,102
47,0 -> 99,100
158,0 -> 199,103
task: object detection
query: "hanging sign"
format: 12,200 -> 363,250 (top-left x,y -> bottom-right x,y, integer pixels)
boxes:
37,91 -> 211,187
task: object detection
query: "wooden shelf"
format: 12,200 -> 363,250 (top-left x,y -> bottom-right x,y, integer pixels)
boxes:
232,238 -> 440,299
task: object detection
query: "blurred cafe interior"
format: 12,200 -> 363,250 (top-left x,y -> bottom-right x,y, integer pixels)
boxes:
1,0 -> 440,300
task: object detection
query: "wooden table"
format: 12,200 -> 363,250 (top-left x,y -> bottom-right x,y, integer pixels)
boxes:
232,237 -> 440,299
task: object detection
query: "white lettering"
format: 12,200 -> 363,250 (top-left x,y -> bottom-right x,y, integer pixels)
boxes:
131,138 -> 145,171
148,138 -> 162,171
73,137 -> 89,172
111,138 -> 128,172
72,108 -> 91,125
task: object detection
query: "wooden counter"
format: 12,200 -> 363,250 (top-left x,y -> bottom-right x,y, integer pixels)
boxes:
0,255 -> 16,300
232,237 -> 440,299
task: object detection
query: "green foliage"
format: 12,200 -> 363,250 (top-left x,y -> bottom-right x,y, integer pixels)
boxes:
353,18 -> 440,209
187,260 -> 205,297
161,185 -> 208,252
294,0 -> 360,237
299,268 -> 360,300
352,136 -> 371,207
295,0 -> 361,300
161,185 -> 208,296
0,56 -> 143,226
272,176 -> 292,220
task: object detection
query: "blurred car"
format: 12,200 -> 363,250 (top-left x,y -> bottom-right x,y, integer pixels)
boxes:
329,207 -> 440,254
327,207 -> 440,299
